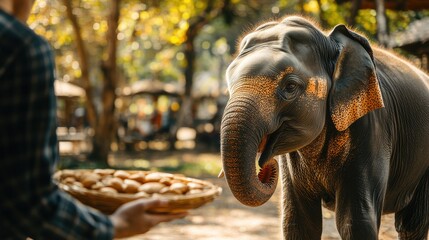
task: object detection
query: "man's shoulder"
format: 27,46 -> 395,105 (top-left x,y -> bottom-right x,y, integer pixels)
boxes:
0,10 -> 40,50
0,10 -> 51,72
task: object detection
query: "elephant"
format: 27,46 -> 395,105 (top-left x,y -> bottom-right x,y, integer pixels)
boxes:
220,16 -> 429,240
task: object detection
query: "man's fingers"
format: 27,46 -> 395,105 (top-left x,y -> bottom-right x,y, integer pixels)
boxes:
119,198 -> 188,224
124,198 -> 169,211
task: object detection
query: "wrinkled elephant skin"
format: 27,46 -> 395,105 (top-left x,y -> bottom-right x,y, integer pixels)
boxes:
221,16 -> 429,240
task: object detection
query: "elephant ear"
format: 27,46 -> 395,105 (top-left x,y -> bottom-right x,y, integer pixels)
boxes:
329,25 -> 384,132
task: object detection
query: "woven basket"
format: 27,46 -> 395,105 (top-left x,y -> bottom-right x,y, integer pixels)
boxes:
55,169 -> 222,214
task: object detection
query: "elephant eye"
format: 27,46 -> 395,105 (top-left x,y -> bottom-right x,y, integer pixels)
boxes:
278,81 -> 300,101
285,82 -> 297,93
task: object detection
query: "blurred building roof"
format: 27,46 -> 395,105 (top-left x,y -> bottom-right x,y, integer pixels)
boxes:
389,17 -> 429,55
335,0 -> 429,10
120,80 -> 183,97
54,80 -> 85,98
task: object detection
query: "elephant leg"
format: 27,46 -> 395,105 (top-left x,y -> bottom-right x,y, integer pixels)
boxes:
395,170 -> 429,240
335,187 -> 383,239
280,155 -> 322,240
334,163 -> 388,239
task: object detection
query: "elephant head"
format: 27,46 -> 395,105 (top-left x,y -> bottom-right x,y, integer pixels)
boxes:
221,16 -> 384,207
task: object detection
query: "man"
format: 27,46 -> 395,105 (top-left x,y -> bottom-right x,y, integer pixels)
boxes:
0,0 -> 187,239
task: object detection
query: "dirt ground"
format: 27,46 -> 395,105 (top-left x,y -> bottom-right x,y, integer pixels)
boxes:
122,177 -> 401,240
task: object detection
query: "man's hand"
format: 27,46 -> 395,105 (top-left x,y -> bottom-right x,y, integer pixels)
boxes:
110,198 -> 188,238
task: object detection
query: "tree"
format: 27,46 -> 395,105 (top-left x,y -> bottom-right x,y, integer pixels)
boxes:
172,0 -> 231,140
62,0 -> 97,155
375,0 -> 389,47
29,0 -> 428,163
62,0 -> 121,163
347,0 -> 362,26
30,0 -> 239,158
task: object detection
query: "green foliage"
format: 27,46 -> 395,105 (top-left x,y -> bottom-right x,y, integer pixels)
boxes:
319,0 -> 346,28
29,0 -> 429,94
29,0 -> 429,169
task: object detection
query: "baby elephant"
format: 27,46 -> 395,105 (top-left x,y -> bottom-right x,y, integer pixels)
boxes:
220,16 -> 429,239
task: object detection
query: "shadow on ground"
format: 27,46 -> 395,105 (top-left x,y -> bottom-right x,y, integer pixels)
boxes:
109,153 -> 397,240
65,150 -> 414,240
122,177 -> 399,240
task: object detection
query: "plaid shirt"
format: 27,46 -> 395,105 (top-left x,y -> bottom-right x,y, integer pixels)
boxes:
0,9 -> 113,239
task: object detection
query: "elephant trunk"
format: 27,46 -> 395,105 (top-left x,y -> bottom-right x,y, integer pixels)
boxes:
221,96 -> 279,207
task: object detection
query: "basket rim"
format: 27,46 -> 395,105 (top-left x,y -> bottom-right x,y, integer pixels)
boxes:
55,169 -> 222,202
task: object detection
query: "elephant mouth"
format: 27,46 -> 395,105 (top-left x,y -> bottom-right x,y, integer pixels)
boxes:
257,135 -> 278,185
258,131 -> 280,167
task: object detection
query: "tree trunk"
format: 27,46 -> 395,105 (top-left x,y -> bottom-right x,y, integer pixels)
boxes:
375,0 -> 389,47
92,0 -> 121,163
316,0 -> 327,28
347,0 -> 362,27
171,0 -> 230,148
181,30 -> 197,127
63,0 -> 98,131
299,0 -> 305,14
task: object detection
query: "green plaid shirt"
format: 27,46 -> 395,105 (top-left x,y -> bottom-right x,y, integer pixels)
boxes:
0,9 -> 113,239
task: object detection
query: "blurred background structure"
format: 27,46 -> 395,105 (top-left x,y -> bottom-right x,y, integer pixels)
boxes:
28,0 -> 429,169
